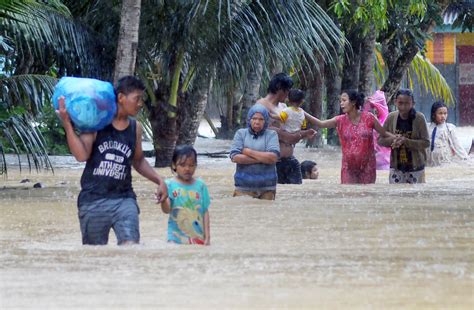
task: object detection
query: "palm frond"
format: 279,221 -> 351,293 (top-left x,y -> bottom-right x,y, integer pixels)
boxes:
0,74 -> 56,114
1,1 -> 111,77
0,113 -> 53,175
374,44 -> 454,105
407,54 -> 455,105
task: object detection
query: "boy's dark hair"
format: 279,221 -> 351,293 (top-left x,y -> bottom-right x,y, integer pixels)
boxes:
300,160 -> 316,178
430,101 -> 447,123
288,89 -> 305,104
171,145 -> 197,171
267,73 -> 293,94
343,89 -> 365,110
115,76 -> 145,96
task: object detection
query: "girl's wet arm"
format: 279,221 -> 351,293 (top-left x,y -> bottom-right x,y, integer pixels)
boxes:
204,211 -> 210,245
160,197 -> 171,214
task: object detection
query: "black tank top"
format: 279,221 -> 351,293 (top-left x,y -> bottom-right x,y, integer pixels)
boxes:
78,119 -> 137,205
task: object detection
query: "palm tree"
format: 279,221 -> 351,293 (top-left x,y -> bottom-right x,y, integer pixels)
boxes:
137,0 -> 345,167
0,0 -> 109,175
114,0 -> 141,83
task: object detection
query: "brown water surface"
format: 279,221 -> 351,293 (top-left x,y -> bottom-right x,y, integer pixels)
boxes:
1,139 -> 473,309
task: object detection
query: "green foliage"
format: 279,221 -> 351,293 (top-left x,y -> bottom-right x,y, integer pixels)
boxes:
37,104 -> 70,155
447,1 -> 474,32
330,0 -> 388,34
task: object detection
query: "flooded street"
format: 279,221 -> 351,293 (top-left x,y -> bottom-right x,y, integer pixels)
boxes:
1,135 -> 473,309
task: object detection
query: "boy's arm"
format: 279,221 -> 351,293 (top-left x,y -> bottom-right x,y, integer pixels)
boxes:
132,122 -> 168,203
204,210 -> 210,245
57,97 -> 95,162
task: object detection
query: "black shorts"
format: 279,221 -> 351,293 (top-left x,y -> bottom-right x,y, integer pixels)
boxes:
276,156 -> 302,184
78,198 -> 140,245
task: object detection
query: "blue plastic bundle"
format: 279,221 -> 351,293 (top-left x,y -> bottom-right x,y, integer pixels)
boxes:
52,77 -> 117,132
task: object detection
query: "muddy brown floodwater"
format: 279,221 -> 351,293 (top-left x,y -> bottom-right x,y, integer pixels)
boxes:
1,136 -> 473,309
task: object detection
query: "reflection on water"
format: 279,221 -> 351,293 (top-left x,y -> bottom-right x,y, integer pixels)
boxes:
1,137 -> 473,308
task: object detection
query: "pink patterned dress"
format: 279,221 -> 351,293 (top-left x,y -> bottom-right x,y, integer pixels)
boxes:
336,111 -> 377,184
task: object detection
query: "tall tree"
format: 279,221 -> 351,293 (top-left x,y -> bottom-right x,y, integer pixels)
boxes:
0,0 -> 108,175
114,0 -> 141,82
138,0 -> 344,167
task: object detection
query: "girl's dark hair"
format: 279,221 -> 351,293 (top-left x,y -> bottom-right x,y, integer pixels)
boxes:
267,73 -> 294,94
300,160 -> 317,178
171,145 -> 197,171
395,88 -> 415,103
288,89 -> 305,103
115,75 -> 145,96
342,89 -> 365,109
395,88 -> 417,120
430,101 -> 447,123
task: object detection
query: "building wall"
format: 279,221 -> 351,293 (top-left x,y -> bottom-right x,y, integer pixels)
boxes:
457,33 -> 474,126
416,32 -> 474,126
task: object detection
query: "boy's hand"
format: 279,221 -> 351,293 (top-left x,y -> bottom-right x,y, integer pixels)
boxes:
56,96 -> 71,126
155,181 -> 168,203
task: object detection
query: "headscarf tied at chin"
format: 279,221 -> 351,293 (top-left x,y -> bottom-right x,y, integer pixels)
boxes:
247,104 -> 270,139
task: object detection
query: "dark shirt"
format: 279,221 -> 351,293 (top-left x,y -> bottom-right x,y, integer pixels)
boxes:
78,119 -> 137,205
395,115 -> 423,172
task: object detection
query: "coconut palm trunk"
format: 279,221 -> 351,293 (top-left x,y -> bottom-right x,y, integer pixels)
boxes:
113,0 -> 141,83
324,63 -> 342,146
380,41 -> 419,106
177,77 -> 212,145
238,64 -> 263,127
358,29 -> 376,96
305,63 -> 324,147
341,31 -> 361,91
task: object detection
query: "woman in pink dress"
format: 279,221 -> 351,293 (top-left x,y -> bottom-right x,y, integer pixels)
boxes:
306,90 -> 393,184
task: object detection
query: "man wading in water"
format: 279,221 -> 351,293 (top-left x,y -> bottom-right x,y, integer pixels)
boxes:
257,73 -> 316,184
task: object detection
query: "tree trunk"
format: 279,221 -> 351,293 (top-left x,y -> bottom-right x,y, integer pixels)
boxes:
225,89 -> 234,130
113,0 -> 141,83
381,41 -> 419,107
324,62 -> 341,146
238,64 -> 263,127
341,31 -> 361,91
177,77 -> 212,145
305,64 -> 324,147
149,97 -> 179,167
358,28 -> 376,96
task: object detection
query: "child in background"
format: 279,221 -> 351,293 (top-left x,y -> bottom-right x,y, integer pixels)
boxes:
272,89 -> 308,134
427,101 -> 468,166
300,160 -> 319,179
161,145 -> 210,245
378,89 -> 430,184
363,90 -> 391,170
